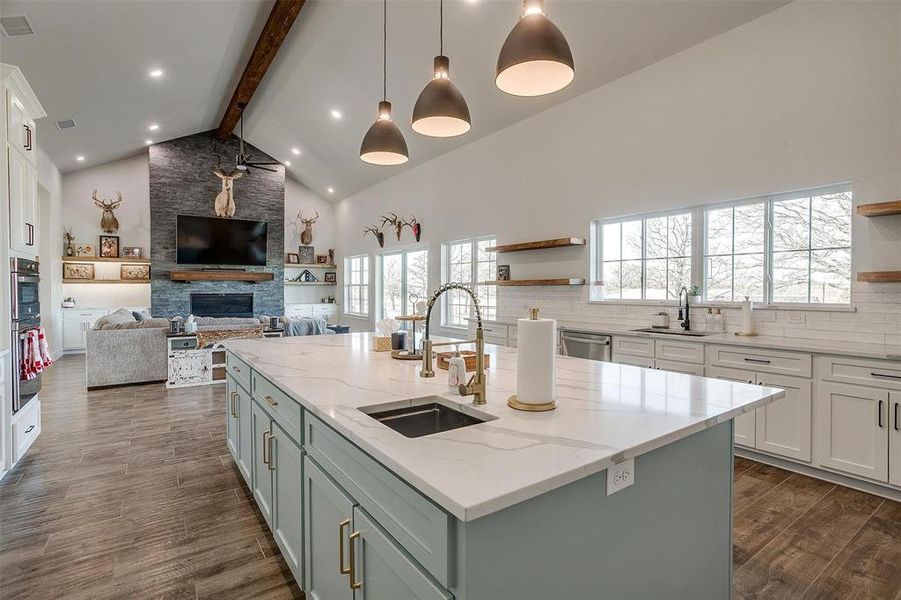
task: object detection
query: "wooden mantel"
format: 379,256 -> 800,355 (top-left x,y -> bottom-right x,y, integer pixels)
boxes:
485,238 -> 585,253
169,271 -> 274,283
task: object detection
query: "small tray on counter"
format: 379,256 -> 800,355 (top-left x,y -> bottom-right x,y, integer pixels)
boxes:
436,351 -> 490,372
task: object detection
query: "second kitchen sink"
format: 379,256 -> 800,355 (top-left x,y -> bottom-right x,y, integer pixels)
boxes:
360,396 -> 495,438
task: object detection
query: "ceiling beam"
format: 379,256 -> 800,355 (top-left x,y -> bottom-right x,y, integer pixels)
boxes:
216,0 -> 306,140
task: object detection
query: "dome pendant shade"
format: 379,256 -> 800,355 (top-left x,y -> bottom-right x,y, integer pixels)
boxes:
360,101 -> 409,166
412,56 -> 471,138
496,12 -> 574,97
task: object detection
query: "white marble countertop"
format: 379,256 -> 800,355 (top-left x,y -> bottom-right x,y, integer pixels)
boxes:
225,333 -> 783,521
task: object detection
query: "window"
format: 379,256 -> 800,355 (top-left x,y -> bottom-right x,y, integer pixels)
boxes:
771,191 -> 851,304
592,185 -> 852,305
598,212 -> 692,300
704,202 -> 766,302
379,249 -> 428,320
442,237 -> 497,327
344,255 -> 369,316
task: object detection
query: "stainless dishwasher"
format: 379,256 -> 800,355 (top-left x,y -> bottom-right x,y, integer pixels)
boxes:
559,329 -> 612,362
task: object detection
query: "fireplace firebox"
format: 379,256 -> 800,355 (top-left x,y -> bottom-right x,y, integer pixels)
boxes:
190,293 -> 254,318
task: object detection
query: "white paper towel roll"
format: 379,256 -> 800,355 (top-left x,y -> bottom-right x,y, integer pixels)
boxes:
740,297 -> 754,335
516,317 -> 556,405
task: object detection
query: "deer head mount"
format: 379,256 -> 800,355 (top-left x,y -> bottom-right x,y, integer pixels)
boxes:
380,213 -> 404,242
363,225 -> 385,248
212,155 -> 243,218
402,215 -> 422,242
92,189 -> 123,234
296,210 -> 320,246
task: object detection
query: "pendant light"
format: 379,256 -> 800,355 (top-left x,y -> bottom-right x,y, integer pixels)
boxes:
360,0 -> 409,166
496,0 -> 574,97
411,0 -> 471,137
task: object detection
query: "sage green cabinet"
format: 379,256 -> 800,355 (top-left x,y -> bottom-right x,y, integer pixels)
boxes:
251,400 -> 274,526
272,420 -> 304,578
226,377 -> 240,459
350,507 -> 452,600
304,456 -> 355,600
237,385 -> 253,484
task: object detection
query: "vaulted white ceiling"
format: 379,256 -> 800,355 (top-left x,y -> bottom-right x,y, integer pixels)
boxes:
1,0 -> 786,199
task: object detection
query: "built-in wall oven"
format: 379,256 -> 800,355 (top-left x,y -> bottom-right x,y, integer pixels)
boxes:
10,258 -> 42,413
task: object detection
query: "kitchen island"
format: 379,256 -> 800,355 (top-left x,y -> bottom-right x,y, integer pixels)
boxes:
223,332 -> 783,600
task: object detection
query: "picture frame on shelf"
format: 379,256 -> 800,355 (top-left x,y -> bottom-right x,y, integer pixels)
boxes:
324,272 -> 337,283
122,246 -> 143,259
497,265 -> 510,281
63,262 -> 94,280
298,245 -> 315,264
315,254 -> 330,265
99,235 -> 120,258
286,252 -> 300,264
121,264 -> 150,280
75,244 -> 95,257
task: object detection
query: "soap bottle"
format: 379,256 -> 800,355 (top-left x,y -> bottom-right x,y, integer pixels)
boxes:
705,308 -> 714,332
447,350 -> 466,395
713,308 -> 724,333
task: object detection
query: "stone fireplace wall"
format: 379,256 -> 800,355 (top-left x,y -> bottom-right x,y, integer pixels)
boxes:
149,130 -> 285,317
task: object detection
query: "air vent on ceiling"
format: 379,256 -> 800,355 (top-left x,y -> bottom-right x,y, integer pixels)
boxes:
55,118 -> 77,131
0,16 -> 34,37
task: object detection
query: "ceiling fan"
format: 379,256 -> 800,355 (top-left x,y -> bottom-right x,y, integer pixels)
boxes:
233,102 -> 281,173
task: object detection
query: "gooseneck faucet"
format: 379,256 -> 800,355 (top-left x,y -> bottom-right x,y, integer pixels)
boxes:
419,283 -> 487,405
678,286 -> 691,331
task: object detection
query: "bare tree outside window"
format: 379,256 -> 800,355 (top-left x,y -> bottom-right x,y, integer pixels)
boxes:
443,238 -> 497,326
344,255 -> 369,316
380,249 -> 429,322
601,212 -> 692,300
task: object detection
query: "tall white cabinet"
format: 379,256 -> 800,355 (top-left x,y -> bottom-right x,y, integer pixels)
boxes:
0,64 -> 46,477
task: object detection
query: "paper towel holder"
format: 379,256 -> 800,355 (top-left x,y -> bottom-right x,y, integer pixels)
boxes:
507,395 -> 557,412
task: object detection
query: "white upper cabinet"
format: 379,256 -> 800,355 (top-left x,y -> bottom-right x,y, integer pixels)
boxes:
7,89 -> 36,162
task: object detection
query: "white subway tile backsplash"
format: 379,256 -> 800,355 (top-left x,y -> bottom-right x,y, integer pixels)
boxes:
498,285 -> 901,347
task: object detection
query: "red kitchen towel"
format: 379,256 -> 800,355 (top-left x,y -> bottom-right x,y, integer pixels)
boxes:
20,327 -> 52,381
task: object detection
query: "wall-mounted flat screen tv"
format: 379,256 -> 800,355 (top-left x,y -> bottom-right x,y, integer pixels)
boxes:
176,215 -> 268,266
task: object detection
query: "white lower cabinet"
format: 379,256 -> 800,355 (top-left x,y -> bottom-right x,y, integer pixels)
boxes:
890,393 -> 901,487
613,337 -> 704,375
706,365 -> 811,461
612,353 -> 655,369
653,359 -> 705,376
816,382 -> 889,482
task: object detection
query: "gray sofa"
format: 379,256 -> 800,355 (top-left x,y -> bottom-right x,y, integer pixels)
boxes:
85,310 -> 333,389
85,310 -> 264,389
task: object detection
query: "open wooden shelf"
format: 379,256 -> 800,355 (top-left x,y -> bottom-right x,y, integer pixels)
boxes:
284,263 -> 336,269
284,281 -> 336,286
62,256 -> 150,264
485,238 -> 585,253
170,271 -> 274,283
482,278 -> 586,287
857,271 -> 901,283
63,279 -> 150,284
857,201 -> 901,217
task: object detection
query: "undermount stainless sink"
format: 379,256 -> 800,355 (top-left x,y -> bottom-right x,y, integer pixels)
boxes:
632,328 -> 717,337
360,396 -> 495,438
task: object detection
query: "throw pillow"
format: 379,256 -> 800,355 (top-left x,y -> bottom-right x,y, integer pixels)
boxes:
94,308 -> 137,330
132,309 -> 152,321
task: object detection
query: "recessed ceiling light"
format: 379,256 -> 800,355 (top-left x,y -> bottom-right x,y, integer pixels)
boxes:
148,123 -> 159,131
149,69 -> 164,78
291,148 -> 301,155
76,155 -> 85,161
145,139 -> 153,145
330,109 -> 342,120
327,187 -> 335,194
284,160 -> 291,167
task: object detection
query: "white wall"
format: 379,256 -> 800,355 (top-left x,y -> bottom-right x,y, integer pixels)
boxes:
284,175 -> 337,304
59,153 -> 335,310
335,1 -> 901,341
60,151 -> 152,309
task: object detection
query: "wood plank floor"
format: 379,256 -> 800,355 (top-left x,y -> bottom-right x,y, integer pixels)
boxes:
1,355 -> 898,599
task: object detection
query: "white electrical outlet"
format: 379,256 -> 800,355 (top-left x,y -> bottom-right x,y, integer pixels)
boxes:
607,458 -> 635,495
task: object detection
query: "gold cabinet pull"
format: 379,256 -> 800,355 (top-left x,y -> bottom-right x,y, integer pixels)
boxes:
233,365 -> 241,373
262,431 -> 271,465
267,431 -> 276,470
264,395 -> 278,407
348,530 -> 362,590
339,519 -> 351,576
230,391 -> 239,418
